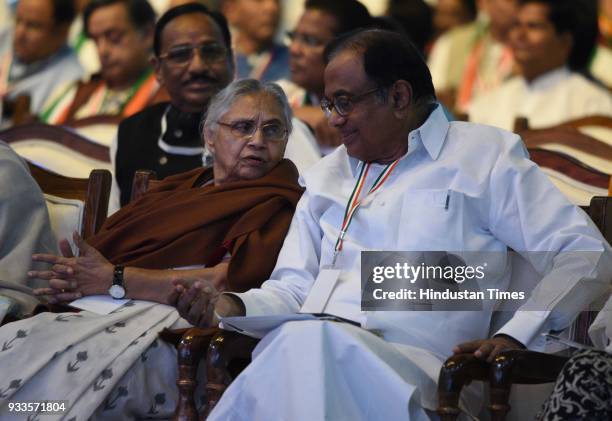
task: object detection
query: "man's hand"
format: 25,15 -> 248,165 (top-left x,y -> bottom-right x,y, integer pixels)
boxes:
168,279 -> 220,327
167,278 -> 245,327
453,335 -> 525,362
30,231 -> 114,302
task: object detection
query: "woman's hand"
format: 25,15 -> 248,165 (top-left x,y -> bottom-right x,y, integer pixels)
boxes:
30,231 -> 114,303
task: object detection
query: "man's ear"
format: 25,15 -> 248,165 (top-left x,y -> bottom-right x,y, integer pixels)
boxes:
390,80 -> 412,117
151,56 -> 163,84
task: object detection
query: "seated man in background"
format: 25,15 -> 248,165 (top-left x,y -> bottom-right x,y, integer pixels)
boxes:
469,0 -> 612,131
40,0 -> 167,125
432,0 -> 478,39
0,79 -> 303,420
113,3 -> 320,208
278,0 -> 372,152
221,0 -> 288,82
0,0 -> 84,119
174,29 -> 611,420
0,141 -> 58,324
428,0 -> 518,113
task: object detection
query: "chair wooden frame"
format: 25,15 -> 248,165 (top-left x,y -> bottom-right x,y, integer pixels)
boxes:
437,196 -> 612,421
514,116 -> 612,165
130,169 -> 158,203
28,161 -> 112,239
0,123 -> 110,162
514,115 -> 612,133
528,148 -> 610,190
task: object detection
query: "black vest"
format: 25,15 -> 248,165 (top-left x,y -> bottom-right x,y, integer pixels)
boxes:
116,102 -> 204,206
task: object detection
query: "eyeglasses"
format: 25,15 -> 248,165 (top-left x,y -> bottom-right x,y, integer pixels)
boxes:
285,30 -> 326,48
158,43 -> 227,66
217,119 -> 288,142
320,88 -> 380,118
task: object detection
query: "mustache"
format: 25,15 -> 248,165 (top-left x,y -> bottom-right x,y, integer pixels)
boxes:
182,74 -> 219,85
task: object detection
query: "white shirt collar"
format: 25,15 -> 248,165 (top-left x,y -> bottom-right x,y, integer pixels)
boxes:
346,103 -> 450,176
523,66 -> 571,92
409,103 -> 450,161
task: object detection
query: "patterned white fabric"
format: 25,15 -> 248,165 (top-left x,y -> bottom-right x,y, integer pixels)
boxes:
0,301 -> 183,420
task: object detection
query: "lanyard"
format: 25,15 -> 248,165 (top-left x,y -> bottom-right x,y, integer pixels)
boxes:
331,159 -> 399,266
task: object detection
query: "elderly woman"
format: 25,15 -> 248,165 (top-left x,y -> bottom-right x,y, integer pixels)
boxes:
0,79 -> 303,420
30,78 -> 302,304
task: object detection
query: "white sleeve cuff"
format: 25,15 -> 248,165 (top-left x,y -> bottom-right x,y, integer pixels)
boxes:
494,310 -> 551,348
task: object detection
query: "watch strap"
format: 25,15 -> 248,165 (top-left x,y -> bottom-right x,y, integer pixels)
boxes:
113,265 -> 125,287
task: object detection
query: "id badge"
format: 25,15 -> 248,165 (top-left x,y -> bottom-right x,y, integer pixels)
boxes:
299,269 -> 341,314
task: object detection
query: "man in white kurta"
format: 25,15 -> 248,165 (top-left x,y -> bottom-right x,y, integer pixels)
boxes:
174,29 -> 612,421
469,0 -> 612,132
469,66 -> 612,131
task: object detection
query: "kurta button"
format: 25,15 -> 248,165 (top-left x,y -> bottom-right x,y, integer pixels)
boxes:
173,129 -> 183,138
159,156 -> 168,165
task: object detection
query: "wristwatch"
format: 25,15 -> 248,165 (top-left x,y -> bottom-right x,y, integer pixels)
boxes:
108,265 -> 127,299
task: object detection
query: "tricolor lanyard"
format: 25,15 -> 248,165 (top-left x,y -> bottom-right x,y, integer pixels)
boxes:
331,159 -> 400,266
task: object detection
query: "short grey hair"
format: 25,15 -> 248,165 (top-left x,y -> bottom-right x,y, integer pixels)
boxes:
202,79 -> 293,137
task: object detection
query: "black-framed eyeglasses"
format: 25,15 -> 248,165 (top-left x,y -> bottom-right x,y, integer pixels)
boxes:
285,30 -> 326,48
217,119 -> 288,142
320,88 -> 380,118
158,43 -> 227,66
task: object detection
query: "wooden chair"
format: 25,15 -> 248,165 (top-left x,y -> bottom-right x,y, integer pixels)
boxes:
514,116 -> 612,172
437,195 -> 612,421
528,148 -> 610,205
514,115 -> 612,133
2,94 -> 33,126
27,161 -> 112,241
0,123 -> 111,178
70,115 -> 123,147
130,169 -> 158,203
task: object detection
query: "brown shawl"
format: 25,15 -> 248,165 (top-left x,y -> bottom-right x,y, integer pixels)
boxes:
89,159 -> 304,292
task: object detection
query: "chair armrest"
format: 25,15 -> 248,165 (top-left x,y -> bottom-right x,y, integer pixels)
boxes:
490,349 -> 569,386
204,331 -> 260,417
437,353 -> 489,421
171,327 -> 219,421
488,350 -> 569,420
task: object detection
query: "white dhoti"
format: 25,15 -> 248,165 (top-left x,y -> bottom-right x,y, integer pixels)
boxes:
208,320 -> 480,421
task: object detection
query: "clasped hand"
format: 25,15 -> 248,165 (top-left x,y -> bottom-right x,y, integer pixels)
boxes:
29,231 -> 113,303
167,279 -> 221,327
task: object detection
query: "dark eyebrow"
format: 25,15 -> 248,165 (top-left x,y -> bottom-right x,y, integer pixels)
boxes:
262,118 -> 283,125
169,41 -> 222,49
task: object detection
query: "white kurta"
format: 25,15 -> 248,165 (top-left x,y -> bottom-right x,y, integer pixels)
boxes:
209,105 -> 612,420
469,66 -> 612,132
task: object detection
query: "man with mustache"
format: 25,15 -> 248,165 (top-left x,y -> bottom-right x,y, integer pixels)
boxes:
41,0 -> 166,125
113,3 -> 320,207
